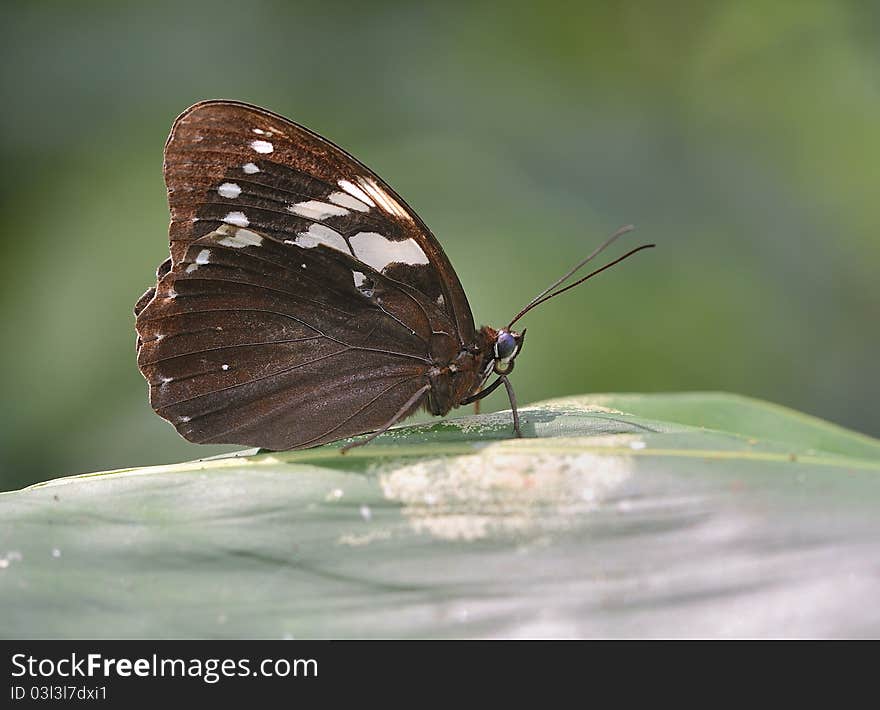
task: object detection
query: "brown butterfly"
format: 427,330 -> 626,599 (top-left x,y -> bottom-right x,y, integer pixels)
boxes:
134,101 -> 652,452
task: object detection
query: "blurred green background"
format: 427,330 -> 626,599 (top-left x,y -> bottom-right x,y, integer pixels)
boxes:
1,0 -> 877,491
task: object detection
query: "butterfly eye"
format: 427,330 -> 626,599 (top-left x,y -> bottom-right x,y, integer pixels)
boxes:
494,330 -> 518,362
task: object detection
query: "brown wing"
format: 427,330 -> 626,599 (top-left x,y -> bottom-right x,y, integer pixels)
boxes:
161,100 -> 474,343
134,100 -> 473,449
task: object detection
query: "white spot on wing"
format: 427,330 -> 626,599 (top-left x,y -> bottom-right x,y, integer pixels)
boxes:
217,182 -> 241,198
285,223 -> 349,253
352,270 -> 375,297
218,227 -> 263,248
338,179 -> 376,208
222,211 -> 249,227
252,128 -> 267,135
288,200 -> 349,220
436,294 -> 445,307
185,248 -> 210,272
242,162 -> 260,174
250,140 -> 274,154
328,191 -> 370,212
221,364 -> 229,371
349,232 -> 429,270
356,177 -> 411,221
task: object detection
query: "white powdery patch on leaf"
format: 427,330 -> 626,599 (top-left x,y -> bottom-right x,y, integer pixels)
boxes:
378,443 -> 632,541
449,410 -> 523,436
537,395 -> 628,415
337,530 -> 393,547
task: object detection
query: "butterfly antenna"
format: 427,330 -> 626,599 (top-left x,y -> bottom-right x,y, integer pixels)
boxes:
506,224 -> 633,327
526,224 -> 634,306
507,229 -> 654,328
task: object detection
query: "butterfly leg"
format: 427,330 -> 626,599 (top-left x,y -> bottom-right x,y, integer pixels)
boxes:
460,376 -> 522,437
460,376 -> 504,405
501,375 -> 522,438
341,383 -> 432,454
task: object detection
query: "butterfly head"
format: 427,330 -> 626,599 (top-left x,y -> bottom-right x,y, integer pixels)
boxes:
492,328 -> 526,375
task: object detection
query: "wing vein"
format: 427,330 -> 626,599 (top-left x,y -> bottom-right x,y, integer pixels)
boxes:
157,349 -> 351,409
139,335 -> 324,365
143,303 -> 432,364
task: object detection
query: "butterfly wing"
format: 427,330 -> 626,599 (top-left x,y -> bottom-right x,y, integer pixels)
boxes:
162,100 -> 474,340
135,101 -> 476,449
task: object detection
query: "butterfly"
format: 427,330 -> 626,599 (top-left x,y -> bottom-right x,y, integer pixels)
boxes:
134,101 -> 653,452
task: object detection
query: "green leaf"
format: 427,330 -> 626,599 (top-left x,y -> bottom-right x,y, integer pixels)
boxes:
2,392 -> 878,639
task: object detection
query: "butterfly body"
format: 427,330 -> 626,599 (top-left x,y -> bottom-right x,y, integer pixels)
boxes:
135,101 -> 523,451
423,327 -> 496,417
